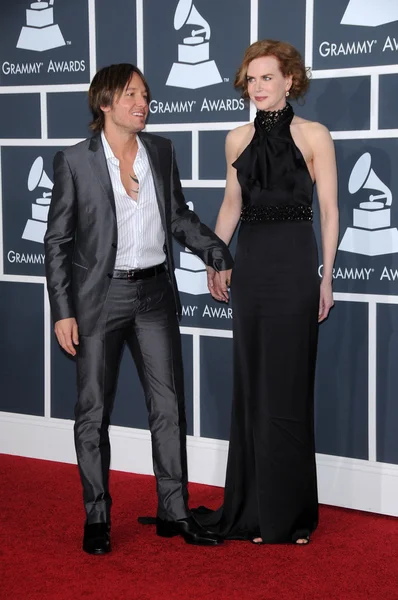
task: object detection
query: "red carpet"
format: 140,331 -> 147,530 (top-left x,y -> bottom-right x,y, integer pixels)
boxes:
1,454 -> 398,600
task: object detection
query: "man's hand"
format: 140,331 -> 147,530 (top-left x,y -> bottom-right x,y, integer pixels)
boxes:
54,317 -> 79,356
207,267 -> 232,302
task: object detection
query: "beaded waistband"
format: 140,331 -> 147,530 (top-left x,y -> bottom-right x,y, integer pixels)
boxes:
241,205 -> 313,223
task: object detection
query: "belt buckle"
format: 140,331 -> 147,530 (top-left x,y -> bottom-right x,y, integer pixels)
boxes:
127,270 -> 136,280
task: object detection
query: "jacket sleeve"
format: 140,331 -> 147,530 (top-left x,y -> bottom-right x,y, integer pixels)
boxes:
169,142 -> 233,271
44,151 -> 77,323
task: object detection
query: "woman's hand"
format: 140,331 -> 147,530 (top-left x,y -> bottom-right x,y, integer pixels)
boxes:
207,266 -> 231,302
318,279 -> 334,322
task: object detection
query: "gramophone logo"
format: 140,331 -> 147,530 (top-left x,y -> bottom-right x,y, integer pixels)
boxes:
17,0 -> 66,52
341,0 -> 398,27
22,156 -> 53,244
339,153 -> 398,256
175,202 -> 209,294
166,0 -> 222,89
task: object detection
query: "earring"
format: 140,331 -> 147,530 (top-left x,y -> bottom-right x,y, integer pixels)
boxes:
286,91 -> 290,97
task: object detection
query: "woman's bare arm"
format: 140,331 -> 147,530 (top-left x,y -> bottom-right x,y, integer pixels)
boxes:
310,122 -> 339,320
214,129 -> 244,245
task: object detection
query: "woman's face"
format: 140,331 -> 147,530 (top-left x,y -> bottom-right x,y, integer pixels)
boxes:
246,56 -> 292,112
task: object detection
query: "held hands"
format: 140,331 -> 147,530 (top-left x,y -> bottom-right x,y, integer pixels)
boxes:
207,266 -> 232,302
54,317 -> 79,356
318,280 -> 334,322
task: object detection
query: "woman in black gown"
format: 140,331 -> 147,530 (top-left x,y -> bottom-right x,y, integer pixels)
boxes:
203,40 -> 339,545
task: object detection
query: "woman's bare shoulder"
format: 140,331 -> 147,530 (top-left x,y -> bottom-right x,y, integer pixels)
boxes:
226,122 -> 253,142
226,123 -> 254,157
292,116 -> 331,139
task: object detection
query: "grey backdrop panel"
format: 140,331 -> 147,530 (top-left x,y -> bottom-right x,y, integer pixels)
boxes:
200,337 -> 233,441
0,282 -> 44,415
0,94 -> 41,139
377,304 -> 398,464
295,77 -> 370,132
379,75 -> 398,130
95,0 -> 137,69
144,0 -> 250,124
174,188 -> 236,331
312,140 -> 398,296
166,132 -> 192,180
258,0 -> 306,58
48,92 -> 91,140
313,0 -> 398,70
2,147 -> 61,277
199,131 -> 229,180
0,0 -> 90,86
315,301 -> 369,459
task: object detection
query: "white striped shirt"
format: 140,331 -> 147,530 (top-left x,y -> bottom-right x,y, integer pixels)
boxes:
101,131 -> 166,270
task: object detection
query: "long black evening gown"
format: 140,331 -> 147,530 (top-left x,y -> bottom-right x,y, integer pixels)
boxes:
195,103 -> 320,543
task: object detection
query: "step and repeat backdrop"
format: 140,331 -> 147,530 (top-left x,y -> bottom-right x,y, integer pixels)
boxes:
1,0 -> 398,514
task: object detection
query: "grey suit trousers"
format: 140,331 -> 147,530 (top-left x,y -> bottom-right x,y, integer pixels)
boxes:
74,269 -> 189,524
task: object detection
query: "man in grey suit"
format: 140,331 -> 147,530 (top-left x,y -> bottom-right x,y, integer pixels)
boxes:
44,63 -> 232,554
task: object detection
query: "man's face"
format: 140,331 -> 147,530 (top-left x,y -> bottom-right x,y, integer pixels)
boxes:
101,72 -> 149,133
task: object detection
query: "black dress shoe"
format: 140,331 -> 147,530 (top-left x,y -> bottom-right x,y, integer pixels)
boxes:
83,523 -> 111,555
156,516 -> 223,546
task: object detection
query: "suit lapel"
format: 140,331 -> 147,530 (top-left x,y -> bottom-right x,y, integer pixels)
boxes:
138,133 -> 167,229
88,135 -> 116,218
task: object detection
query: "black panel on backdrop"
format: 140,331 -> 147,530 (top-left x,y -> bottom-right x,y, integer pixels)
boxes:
315,301 -> 369,460
296,77 -> 370,132
0,0 -> 90,86
164,132 -> 192,180
258,0 -> 306,59
376,304 -> 398,464
0,282 -> 44,415
47,92 -> 91,140
379,75 -> 398,130
312,140 -> 398,295
0,94 -> 41,138
143,0 -> 250,124
199,131 -> 228,180
172,188 -> 236,331
200,336 -> 233,441
2,146 -> 62,276
313,0 -> 398,70
96,0 -> 137,69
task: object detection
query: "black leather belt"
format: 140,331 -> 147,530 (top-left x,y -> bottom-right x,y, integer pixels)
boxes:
112,263 -> 166,280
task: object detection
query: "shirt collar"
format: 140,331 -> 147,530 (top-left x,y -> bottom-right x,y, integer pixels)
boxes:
101,130 -> 114,161
101,131 -> 143,163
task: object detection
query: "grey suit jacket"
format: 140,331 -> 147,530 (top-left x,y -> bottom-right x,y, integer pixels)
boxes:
44,132 -> 233,335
